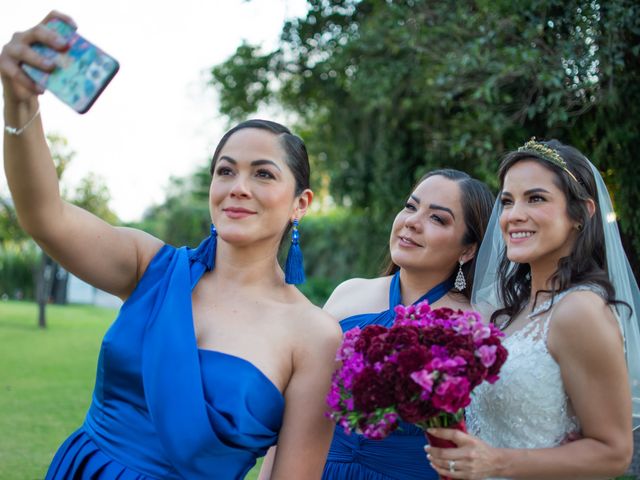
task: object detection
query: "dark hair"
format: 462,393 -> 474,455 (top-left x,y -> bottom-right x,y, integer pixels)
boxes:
209,119 -> 310,195
383,169 -> 495,301
491,139 -> 622,325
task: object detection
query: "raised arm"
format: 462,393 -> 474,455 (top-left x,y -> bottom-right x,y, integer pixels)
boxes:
1,11 -> 162,299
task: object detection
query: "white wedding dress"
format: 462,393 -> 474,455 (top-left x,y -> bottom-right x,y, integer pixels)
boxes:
466,286 -> 605,479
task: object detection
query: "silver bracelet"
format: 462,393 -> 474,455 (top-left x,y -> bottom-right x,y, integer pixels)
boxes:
4,107 -> 41,136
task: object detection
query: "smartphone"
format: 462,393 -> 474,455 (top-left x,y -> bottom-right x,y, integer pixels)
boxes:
22,19 -> 119,114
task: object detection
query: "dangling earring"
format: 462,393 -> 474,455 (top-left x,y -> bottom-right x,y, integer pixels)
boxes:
285,219 -> 305,285
454,260 -> 466,291
576,224 -> 583,231
191,223 -> 217,271
206,224 -> 218,270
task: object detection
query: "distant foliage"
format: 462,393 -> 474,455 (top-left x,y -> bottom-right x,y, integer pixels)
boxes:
71,172 -> 119,225
211,0 -> 640,276
131,165 -> 212,248
0,241 -> 38,300
296,208 -> 388,305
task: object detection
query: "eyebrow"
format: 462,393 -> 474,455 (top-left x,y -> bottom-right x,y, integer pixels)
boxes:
410,195 -> 456,219
501,187 -> 551,197
218,156 -> 282,171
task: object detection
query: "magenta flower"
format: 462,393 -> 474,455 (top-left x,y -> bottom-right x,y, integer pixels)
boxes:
432,376 -> 472,413
410,369 -> 435,395
476,344 -> 498,368
325,299 -> 508,439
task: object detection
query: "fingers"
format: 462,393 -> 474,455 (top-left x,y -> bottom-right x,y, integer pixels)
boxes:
426,427 -> 470,446
40,10 -> 77,29
425,449 -> 468,479
429,459 -> 469,479
425,444 -> 459,460
0,58 -> 43,95
4,31 -> 57,72
23,23 -> 71,54
0,14 -> 76,100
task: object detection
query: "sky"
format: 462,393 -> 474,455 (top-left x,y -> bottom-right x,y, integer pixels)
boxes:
0,0 -> 308,222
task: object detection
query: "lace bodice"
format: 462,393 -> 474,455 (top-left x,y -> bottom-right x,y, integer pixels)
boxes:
466,286 -> 604,458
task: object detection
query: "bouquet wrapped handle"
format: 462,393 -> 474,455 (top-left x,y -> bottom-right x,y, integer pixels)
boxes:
424,417 -> 466,480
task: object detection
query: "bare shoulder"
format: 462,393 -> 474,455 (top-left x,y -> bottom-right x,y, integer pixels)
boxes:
548,289 -> 623,356
551,289 -> 618,332
324,276 -> 391,320
288,301 -> 342,359
295,301 -> 342,341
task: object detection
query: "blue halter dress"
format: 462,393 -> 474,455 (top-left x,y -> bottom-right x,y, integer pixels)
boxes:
45,235 -> 284,479
322,272 -> 449,480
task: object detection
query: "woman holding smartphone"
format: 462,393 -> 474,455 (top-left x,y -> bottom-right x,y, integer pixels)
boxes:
1,11 -> 341,480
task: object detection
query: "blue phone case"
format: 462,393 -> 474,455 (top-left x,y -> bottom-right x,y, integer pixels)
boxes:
22,19 -> 119,114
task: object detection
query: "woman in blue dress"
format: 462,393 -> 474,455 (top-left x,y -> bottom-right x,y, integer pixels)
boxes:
260,169 -> 494,479
1,11 -> 341,480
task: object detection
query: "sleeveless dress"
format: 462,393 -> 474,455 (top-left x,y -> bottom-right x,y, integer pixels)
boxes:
466,286 -> 603,480
45,235 -> 285,480
322,272 -> 449,480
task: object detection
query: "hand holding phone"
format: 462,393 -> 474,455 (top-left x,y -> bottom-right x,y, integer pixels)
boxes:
22,18 -> 119,114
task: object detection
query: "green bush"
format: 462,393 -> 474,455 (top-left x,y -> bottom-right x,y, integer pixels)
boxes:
0,241 -> 38,300
288,208 -> 392,306
302,208 -> 389,280
298,276 -> 338,307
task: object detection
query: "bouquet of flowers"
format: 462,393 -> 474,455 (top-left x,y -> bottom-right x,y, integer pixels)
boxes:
326,300 -> 507,450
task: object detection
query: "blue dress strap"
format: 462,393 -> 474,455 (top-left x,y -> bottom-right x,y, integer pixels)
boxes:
341,272 -> 454,331
388,271 -> 401,307
389,270 -> 453,308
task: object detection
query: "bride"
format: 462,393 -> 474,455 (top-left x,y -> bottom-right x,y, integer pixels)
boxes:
426,139 -> 636,478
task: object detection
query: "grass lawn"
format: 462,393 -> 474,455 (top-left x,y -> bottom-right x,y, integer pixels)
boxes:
2,300 -> 636,479
0,300 -> 262,480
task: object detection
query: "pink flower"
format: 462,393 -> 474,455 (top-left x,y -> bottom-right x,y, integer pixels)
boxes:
325,299 -> 508,439
384,412 -> 398,424
432,375 -> 471,413
429,355 -> 467,375
476,345 -> 497,368
473,325 -> 492,343
326,383 -> 341,410
410,369 -> 435,395
337,327 -> 362,361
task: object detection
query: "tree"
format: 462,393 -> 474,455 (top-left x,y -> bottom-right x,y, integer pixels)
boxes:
71,172 -> 119,225
0,196 -> 27,244
132,164 -> 211,248
210,0 -> 640,279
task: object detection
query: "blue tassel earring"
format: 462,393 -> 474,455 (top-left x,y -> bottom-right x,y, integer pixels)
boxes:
285,219 -> 305,285
192,224 -> 217,272
205,224 -> 217,271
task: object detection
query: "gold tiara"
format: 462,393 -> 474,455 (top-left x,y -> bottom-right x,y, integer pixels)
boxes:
517,138 -> 578,183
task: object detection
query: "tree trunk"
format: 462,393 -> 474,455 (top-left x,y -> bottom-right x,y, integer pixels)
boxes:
35,252 -> 54,329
